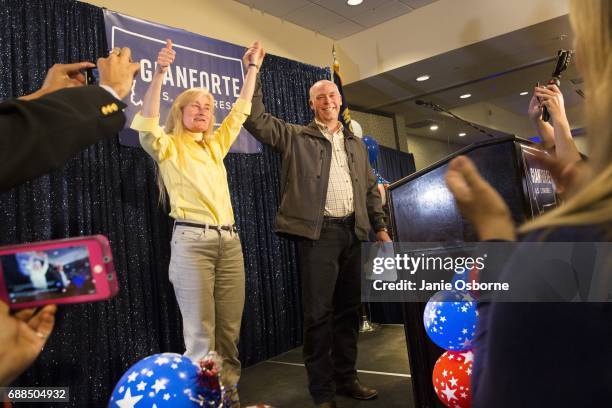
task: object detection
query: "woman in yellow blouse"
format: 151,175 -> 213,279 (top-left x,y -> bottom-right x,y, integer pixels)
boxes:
131,39 -> 265,401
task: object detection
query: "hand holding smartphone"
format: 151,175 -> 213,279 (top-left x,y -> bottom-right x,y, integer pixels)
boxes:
84,67 -> 99,85
0,235 -> 118,309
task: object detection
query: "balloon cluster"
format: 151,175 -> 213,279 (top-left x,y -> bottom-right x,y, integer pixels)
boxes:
351,120 -> 389,204
109,352 -> 233,407
423,288 -> 478,408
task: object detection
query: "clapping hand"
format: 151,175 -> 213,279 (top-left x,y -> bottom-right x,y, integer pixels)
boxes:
531,150 -> 588,199
445,156 -> 516,241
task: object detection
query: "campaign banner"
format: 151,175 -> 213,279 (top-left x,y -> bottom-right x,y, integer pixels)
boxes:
103,10 -> 261,153
519,144 -> 557,216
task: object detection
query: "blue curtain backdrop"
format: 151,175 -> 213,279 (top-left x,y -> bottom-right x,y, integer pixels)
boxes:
0,0 -> 328,406
375,145 -> 416,184
370,145 -> 416,323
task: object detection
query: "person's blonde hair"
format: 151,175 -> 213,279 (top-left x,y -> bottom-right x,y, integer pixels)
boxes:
520,0 -> 612,233
156,88 -> 216,207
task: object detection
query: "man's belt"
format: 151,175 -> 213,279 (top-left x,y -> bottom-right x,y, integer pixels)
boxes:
175,221 -> 237,233
323,213 -> 355,225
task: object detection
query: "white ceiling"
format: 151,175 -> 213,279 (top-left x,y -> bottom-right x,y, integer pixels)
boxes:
230,2 -> 581,148
343,14 -> 583,146
233,0 -> 439,40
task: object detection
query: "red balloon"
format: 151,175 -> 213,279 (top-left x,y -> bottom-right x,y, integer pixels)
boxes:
432,350 -> 474,408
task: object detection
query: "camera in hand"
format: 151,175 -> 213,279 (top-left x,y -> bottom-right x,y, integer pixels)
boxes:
0,235 -> 118,309
542,49 -> 573,122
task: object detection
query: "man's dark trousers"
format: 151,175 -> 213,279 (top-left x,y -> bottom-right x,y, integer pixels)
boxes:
296,215 -> 362,404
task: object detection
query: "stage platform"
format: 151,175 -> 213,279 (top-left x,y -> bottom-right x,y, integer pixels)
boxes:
241,325 -> 414,408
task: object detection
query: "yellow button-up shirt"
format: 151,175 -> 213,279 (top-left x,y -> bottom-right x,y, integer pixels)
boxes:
131,98 -> 251,225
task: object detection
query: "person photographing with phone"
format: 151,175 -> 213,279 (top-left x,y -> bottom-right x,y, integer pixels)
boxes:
528,82 -> 582,169
0,48 -> 140,191
445,0 -> 612,405
131,39 -> 264,406
0,46 -> 138,387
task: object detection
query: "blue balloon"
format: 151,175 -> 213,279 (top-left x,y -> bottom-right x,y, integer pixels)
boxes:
423,290 -> 477,351
374,170 -> 389,185
109,353 -> 203,407
362,135 -> 379,166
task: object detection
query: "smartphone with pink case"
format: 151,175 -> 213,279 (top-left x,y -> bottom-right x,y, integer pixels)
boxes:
0,235 -> 118,309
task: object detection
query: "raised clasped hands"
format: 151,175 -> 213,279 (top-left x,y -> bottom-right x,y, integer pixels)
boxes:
242,40 -> 265,71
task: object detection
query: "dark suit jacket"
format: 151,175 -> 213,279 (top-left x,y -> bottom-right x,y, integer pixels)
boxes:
0,86 -> 126,191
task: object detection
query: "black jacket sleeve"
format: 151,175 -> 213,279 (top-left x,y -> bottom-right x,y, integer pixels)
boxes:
242,75 -> 301,153
0,86 -> 126,191
365,158 -> 387,232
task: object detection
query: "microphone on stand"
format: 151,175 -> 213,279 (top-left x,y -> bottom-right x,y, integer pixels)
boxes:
415,99 -> 443,111
414,99 -> 495,138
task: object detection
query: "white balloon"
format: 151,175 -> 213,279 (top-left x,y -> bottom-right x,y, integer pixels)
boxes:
350,120 -> 363,138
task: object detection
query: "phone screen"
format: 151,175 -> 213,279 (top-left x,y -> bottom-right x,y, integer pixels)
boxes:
85,68 -> 99,86
0,245 -> 96,304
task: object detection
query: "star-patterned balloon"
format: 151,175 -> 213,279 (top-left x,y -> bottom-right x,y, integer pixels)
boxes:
432,350 -> 473,408
109,353 -> 204,407
375,170 -> 389,185
423,290 -> 478,351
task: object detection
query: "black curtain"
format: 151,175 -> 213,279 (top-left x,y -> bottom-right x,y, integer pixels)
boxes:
370,145 -> 416,324
226,56 -> 329,366
375,145 -> 416,183
0,0 -> 327,406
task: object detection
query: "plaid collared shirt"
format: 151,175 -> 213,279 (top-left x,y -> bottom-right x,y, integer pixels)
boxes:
316,119 -> 354,217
